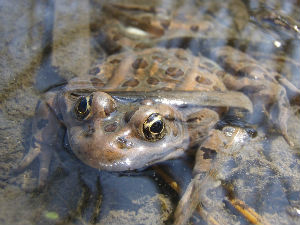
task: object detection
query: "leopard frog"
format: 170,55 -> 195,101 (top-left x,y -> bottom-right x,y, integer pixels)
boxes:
16,47 -> 252,188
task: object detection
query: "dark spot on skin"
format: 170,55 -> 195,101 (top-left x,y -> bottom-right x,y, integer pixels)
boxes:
135,43 -> 149,49
88,67 -> 100,76
122,78 -> 139,87
110,59 -> 121,64
200,147 -> 217,159
116,137 -> 131,149
132,58 -> 148,69
90,78 -> 105,88
152,55 -> 166,62
160,19 -> 170,29
37,119 -> 48,130
147,77 -> 159,85
104,122 -> 118,132
190,25 -> 199,32
165,67 -> 184,77
213,86 -> 221,91
195,76 -> 213,85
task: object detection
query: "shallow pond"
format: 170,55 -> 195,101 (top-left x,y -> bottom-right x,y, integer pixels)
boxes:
0,0 -> 300,224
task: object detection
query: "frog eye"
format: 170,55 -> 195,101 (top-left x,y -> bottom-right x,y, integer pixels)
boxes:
143,113 -> 165,141
74,95 -> 92,120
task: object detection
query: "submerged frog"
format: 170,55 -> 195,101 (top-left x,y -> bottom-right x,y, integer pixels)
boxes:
15,48 -> 254,223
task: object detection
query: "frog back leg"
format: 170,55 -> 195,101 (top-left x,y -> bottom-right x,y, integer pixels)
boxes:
14,92 -> 63,188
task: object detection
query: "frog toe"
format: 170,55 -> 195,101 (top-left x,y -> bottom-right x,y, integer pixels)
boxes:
13,145 -> 41,173
173,175 -> 202,225
38,148 -> 53,188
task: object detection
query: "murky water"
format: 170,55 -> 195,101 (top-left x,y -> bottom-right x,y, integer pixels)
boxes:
0,0 -> 300,224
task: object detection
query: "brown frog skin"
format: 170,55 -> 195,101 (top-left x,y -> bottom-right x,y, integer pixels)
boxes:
15,48 -> 253,190
211,45 -> 299,146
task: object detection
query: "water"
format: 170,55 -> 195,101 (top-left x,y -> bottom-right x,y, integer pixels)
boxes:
0,0 -> 300,224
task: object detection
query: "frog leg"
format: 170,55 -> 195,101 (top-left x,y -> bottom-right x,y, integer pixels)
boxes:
276,76 -> 300,97
15,100 -> 62,187
174,123 -> 256,225
270,86 -> 294,146
221,73 -> 294,146
173,129 -> 226,225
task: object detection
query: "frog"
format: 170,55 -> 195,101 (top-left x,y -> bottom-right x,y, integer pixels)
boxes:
15,47 -> 254,224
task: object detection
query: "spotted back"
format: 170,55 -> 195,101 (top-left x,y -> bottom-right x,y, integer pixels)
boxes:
85,48 -> 227,92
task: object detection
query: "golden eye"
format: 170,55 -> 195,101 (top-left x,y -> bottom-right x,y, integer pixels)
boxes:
143,113 -> 165,141
74,95 -> 92,120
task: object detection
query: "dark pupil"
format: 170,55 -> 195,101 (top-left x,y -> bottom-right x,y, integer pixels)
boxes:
78,98 -> 87,114
150,120 -> 163,133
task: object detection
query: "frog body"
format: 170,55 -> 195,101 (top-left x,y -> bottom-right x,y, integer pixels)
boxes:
16,47 -> 252,188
